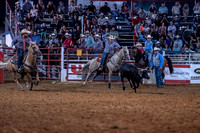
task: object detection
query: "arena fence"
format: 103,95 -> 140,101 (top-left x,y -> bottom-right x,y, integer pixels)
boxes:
0,51 -> 4,83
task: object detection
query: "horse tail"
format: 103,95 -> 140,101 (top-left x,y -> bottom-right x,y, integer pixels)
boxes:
165,56 -> 173,74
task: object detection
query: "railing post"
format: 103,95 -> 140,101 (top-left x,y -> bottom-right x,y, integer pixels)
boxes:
66,48 -> 69,81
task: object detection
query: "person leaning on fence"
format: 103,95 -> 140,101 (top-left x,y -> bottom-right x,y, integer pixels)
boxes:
63,33 -> 73,49
150,47 -> 164,88
138,31 -> 153,67
85,31 -> 95,49
93,34 -> 103,54
11,29 -> 31,73
98,34 -> 121,71
77,34 -> 86,49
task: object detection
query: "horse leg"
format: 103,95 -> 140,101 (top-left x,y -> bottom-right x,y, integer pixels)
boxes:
21,73 -> 29,85
34,69 -> 40,86
121,75 -> 126,91
91,70 -> 101,83
108,71 -> 113,89
83,71 -> 91,85
128,78 -> 133,88
131,79 -> 137,93
12,71 -> 23,90
26,73 -> 33,91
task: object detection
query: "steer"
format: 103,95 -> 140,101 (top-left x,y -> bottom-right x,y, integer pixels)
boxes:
119,63 -> 150,93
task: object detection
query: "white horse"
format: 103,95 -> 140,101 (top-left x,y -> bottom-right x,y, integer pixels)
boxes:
79,46 -> 130,89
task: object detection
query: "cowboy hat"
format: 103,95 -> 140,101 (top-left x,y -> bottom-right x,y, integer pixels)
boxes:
154,47 -> 160,51
108,13 -> 112,16
15,1 -> 20,4
95,34 -> 101,38
108,35 -> 116,40
156,41 -> 160,44
100,13 -> 104,16
20,29 -> 31,34
80,34 -> 85,38
135,43 -> 142,47
85,31 -> 90,34
146,35 -> 153,39
175,35 -> 180,38
65,33 -> 71,36
51,33 -> 56,36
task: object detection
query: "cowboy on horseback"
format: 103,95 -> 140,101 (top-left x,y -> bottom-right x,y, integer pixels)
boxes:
98,33 -> 121,71
12,29 -> 31,72
138,31 -> 153,67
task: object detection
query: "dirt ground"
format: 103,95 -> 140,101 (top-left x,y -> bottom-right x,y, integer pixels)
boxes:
0,81 -> 200,133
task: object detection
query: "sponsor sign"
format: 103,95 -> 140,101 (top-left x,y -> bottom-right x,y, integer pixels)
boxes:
67,63 -> 85,80
190,64 -> 200,84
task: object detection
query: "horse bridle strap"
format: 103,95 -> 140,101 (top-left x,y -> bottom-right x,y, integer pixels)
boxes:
24,63 -> 36,72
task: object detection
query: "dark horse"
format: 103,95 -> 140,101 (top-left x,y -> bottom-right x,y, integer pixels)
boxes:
131,47 -> 173,78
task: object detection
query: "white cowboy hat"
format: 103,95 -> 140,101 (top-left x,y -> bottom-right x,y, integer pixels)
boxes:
65,33 -> 71,36
15,1 -> 20,4
20,29 -> 31,34
154,47 -> 160,51
80,34 -> 85,38
146,35 -> 153,39
108,35 -> 116,40
51,33 -> 56,36
175,35 -> 180,38
85,31 -> 90,34
156,41 -> 160,44
100,13 -> 104,16
108,13 -> 112,16
135,43 -> 142,47
95,34 -> 101,38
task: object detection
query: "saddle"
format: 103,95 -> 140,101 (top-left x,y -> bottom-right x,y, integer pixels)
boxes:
10,54 -> 28,66
102,54 -> 115,72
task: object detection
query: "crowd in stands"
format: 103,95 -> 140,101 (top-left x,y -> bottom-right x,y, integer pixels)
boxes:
13,0 -> 200,53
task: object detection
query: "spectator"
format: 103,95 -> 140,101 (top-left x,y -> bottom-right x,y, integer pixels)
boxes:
99,2 -> 111,15
190,36 -> 197,51
138,7 -> 146,20
132,2 -> 139,15
49,33 -> 59,48
93,34 -> 103,49
112,3 -> 119,19
30,4 -> 38,17
85,19 -> 91,31
15,2 -> 21,16
72,7 -> 80,17
46,1 -> 56,16
172,2 -> 181,19
108,13 -> 115,26
168,21 -> 176,34
59,25 -> 67,35
196,39 -> 200,52
92,17 -> 98,25
181,44 -> 189,52
159,3 -> 168,15
149,3 -> 157,14
109,26 -> 119,39
167,30 -> 175,41
16,12 -> 22,22
58,1 -> 65,13
151,10 -> 158,20
193,2 -> 200,15
31,31 -> 41,45
77,34 -> 86,49
173,35 -> 183,49
165,35 -> 173,49
161,13 -> 170,26
143,23 -> 150,35
40,22 -> 47,39
33,12 -> 41,24
145,15 -> 152,26
63,33 -> 73,48
173,15 -> 180,30
22,0 -> 32,13
173,43 -> 180,51
57,16 -> 64,32
121,2 -> 129,20
68,1 -> 75,17
72,15 -> 81,27
159,22 -> 167,36
25,13 -> 33,27
154,15 -> 161,27
77,4 -> 83,15
98,13 -> 106,26
182,3 -> 189,22
155,41 -> 163,53
36,1 -> 45,19
82,5 -> 88,14
193,15 -> 199,29
57,8 -> 64,16
85,31 -> 95,48
74,25 -> 81,42
50,15 -> 58,31
151,27 -> 159,43
88,1 -> 96,15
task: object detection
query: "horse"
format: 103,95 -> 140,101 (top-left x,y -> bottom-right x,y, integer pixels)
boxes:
78,46 -> 130,89
6,41 -> 41,91
131,47 -> 173,78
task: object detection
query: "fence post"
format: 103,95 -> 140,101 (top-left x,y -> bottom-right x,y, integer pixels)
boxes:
0,52 -> 4,83
66,48 -> 69,81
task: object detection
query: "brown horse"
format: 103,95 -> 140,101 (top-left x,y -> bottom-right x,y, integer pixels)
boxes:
6,41 -> 40,90
131,47 -> 173,79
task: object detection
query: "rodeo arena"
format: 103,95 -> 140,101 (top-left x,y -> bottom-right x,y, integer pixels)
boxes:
0,0 -> 200,132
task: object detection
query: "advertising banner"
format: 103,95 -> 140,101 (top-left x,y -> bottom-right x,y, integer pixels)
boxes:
190,64 -> 200,84
67,63 -> 85,80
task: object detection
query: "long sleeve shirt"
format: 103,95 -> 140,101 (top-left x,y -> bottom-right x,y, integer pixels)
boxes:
63,38 -> 73,48
102,33 -> 121,53
151,53 -> 164,68
93,39 -> 103,49
85,36 -> 95,48
12,35 -> 31,49
139,34 -> 153,52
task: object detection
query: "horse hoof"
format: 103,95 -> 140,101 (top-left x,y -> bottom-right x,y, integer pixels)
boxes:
34,81 -> 39,86
108,83 -> 111,89
123,87 -> 125,91
29,87 -> 33,91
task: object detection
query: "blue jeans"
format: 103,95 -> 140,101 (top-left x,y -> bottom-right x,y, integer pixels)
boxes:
100,52 -> 109,67
155,66 -> 163,87
17,48 -> 24,69
145,51 -> 152,67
